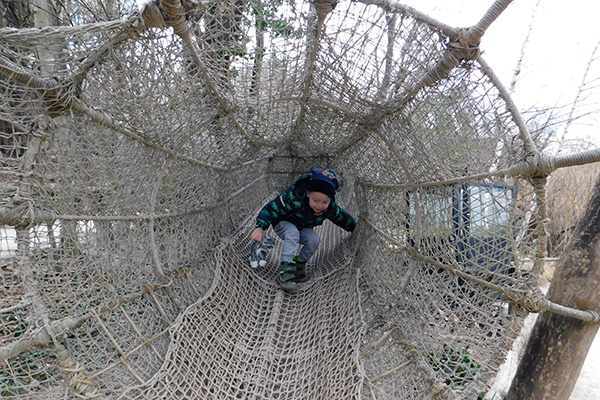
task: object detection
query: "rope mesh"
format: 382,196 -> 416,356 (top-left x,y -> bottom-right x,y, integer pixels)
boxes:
0,0 -> 598,399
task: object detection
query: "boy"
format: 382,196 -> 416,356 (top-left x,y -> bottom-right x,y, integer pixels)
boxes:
250,168 -> 357,291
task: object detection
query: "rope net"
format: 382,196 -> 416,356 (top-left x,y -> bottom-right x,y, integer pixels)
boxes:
0,0 -> 598,399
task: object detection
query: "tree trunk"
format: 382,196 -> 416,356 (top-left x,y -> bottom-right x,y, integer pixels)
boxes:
505,172 -> 600,399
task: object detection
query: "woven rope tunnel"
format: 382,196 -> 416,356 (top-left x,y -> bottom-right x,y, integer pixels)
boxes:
1,0 -> 599,399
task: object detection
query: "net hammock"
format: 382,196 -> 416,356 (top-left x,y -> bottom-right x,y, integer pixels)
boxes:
1,0 -> 599,398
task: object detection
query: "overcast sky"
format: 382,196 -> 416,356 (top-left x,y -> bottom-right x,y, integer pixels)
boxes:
401,0 -> 600,147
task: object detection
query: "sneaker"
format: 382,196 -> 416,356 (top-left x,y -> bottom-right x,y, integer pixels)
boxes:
249,235 -> 275,268
293,255 -> 309,283
257,235 -> 275,267
279,261 -> 299,292
249,241 -> 260,268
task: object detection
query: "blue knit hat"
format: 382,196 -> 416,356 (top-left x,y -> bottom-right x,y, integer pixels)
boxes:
305,167 -> 340,199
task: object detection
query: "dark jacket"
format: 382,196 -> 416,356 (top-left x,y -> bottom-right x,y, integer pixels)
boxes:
256,174 -> 356,232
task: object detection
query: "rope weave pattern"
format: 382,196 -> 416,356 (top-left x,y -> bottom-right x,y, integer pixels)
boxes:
0,0 -> 598,399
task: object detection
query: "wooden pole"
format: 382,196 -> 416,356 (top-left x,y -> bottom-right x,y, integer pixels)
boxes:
505,172 -> 600,399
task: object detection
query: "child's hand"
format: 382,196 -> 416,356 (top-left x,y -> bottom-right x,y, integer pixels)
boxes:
250,227 -> 264,242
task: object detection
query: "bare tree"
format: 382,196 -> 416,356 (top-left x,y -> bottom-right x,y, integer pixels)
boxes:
546,163 -> 600,256
555,37 -> 600,155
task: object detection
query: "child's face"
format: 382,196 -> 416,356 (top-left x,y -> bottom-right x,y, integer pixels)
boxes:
307,191 -> 331,214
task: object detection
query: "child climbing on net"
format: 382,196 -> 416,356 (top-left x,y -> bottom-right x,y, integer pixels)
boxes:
250,167 -> 357,291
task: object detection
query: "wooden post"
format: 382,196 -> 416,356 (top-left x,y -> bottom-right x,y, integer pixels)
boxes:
505,173 -> 600,399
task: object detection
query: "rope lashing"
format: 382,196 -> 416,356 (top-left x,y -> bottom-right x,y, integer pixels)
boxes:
55,345 -> 100,399
159,0 -> 190,40
503,285 -> 545,313
418,27 -> 482,88
140,0 -> 190,40
506,153 -> 558,178
312,0 -> 338,20
503,286 -> 600,323
140,1 -> 168,29
530,153 -> 557,177
0,201 -> 55,229
453,27 -> 482,61
0,55 -> 76,114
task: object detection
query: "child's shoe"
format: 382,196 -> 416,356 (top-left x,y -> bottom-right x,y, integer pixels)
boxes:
249,241 -> 260,268
249,235 -> 275,268
257,235 -> 275,267
293,255 -> 309,283
279,261 -> 299,292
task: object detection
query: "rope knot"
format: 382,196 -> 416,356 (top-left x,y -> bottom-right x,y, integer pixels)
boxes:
503,285 -> 545,313
448,27 -> 482,62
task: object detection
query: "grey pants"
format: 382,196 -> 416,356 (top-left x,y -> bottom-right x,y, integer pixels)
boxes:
273,221 -> 320,263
